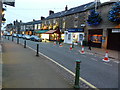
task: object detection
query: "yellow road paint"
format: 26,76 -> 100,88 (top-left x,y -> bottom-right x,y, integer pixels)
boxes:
25,44 -> 98,89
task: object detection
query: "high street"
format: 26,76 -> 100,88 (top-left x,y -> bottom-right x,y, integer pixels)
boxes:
3,36 -> 119,88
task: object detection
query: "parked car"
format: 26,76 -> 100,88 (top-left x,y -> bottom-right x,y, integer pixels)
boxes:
23,35 -> 31,40
22,34 -> 26,39
17,34 -> 23,38
4,32 -> 11,36
30,35 -> 42,42
6,32 -> 11,36
12,33 -> 17,37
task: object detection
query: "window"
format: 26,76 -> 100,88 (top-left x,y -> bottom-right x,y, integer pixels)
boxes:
68,34 -> 71,40
74,20 -> 78,28
38,24 -> 41,29
62,18 -> 66,28
53,19 -> 56,24
35,24 -> 38,30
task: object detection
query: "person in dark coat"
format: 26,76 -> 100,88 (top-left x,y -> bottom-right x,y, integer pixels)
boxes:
88,40 -> 92,50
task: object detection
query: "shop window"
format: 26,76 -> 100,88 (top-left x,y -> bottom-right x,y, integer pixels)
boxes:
79,34 -> 84,41
68,34 -> 71,40
91,34 -> 102,43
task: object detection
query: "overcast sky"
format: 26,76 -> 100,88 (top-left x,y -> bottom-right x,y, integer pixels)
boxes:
3,0 -> 110,26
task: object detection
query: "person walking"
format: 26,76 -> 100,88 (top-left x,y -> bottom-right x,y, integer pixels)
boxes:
88,39 -> 92,50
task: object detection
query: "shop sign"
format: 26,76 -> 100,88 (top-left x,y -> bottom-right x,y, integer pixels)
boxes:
68,28 -> 84,32
112,29 -> 120,33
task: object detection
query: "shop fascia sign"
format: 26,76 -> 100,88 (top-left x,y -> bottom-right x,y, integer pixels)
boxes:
67,28 -> 84,32
112,29 -> 120,33
2,0 -> 15,7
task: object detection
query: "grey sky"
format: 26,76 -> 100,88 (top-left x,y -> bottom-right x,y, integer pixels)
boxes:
3,0 -> 110,26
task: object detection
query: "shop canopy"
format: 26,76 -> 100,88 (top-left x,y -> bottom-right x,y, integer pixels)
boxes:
44,30 -> 57,34
35,30 -> 49,34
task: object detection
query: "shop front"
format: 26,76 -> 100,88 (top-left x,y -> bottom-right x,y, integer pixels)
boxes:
107,28 -> 120,51
88,29 -> 103,48
35,30 -> 49,39
64,28 -> 84,44
44,30 -> 61,41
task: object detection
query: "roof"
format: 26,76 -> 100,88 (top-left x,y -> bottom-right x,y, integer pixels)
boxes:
44,30 -> 57,34
46,2 -> 98,19
21,20 -> 42,25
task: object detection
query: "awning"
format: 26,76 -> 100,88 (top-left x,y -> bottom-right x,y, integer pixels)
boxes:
44,30 -> 57,34
35,30 -> 48,34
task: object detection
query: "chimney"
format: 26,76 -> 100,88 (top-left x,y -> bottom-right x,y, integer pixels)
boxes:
65,5 -> 68,11
33,19 -> 35,21
41,16 -> 45,20
20,20 -> 22,23
49,10 -> 54,15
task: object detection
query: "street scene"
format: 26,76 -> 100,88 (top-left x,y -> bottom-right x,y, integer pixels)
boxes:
0,0 -> 120,89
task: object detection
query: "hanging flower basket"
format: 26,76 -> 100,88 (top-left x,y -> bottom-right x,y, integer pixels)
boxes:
87,10 -> 102,26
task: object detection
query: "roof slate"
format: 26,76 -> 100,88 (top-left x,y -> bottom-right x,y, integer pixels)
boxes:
46,2 -> 97,19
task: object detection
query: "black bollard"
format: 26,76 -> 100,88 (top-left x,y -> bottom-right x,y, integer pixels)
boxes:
12,36 -> 14,41
8,36 -> 9,40
74,60 -> 81,88
24,40 -> 26,48
17,37 -> 19,44
36,44 -> 39,56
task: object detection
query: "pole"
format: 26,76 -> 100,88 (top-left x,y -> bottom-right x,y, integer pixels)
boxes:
36,44 -> 39,56
8,36 -> 9,40
17,37 -> 19,44
24,40 -> 26,48
12,36 -> 14,41
74,60 -> 81,88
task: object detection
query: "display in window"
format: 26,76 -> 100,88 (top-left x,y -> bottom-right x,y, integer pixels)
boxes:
91,34 -> 102,43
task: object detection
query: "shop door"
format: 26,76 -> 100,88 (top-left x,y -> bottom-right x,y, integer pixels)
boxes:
107,29 -> 120,51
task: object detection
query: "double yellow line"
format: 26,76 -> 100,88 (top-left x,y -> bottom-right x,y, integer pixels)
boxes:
27,45 -> 99,89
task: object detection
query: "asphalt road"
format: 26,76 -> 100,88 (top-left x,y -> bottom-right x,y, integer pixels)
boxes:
6,36 -> 119,88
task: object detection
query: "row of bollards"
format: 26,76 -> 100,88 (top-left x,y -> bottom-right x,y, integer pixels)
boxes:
4,35 -> 81,89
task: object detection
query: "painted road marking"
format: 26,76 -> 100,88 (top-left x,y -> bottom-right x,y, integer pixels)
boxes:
104,63 -> 112,66
91,58 -> 97,61
113,60 -> 119,64
24,44 -> 98,89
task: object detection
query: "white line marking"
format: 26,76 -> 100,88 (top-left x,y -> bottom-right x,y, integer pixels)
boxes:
25,45 -> 98,89
104,63 -> 112,66
91,58 -> 97,61
113,60 -> 119,64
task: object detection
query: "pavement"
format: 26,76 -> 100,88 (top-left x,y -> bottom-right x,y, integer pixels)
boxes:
2,39 -> 73,88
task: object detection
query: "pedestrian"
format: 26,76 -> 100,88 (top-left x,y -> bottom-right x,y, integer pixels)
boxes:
88,39 -> 92,50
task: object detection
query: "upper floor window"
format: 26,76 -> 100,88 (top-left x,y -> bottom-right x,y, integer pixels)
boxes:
38,24 -> 41,29
74,20 -> 78,28
35,24 -> 38,30
53,19 -> 56,24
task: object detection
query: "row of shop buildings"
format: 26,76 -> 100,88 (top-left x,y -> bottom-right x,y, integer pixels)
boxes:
5,1 -> 120,51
